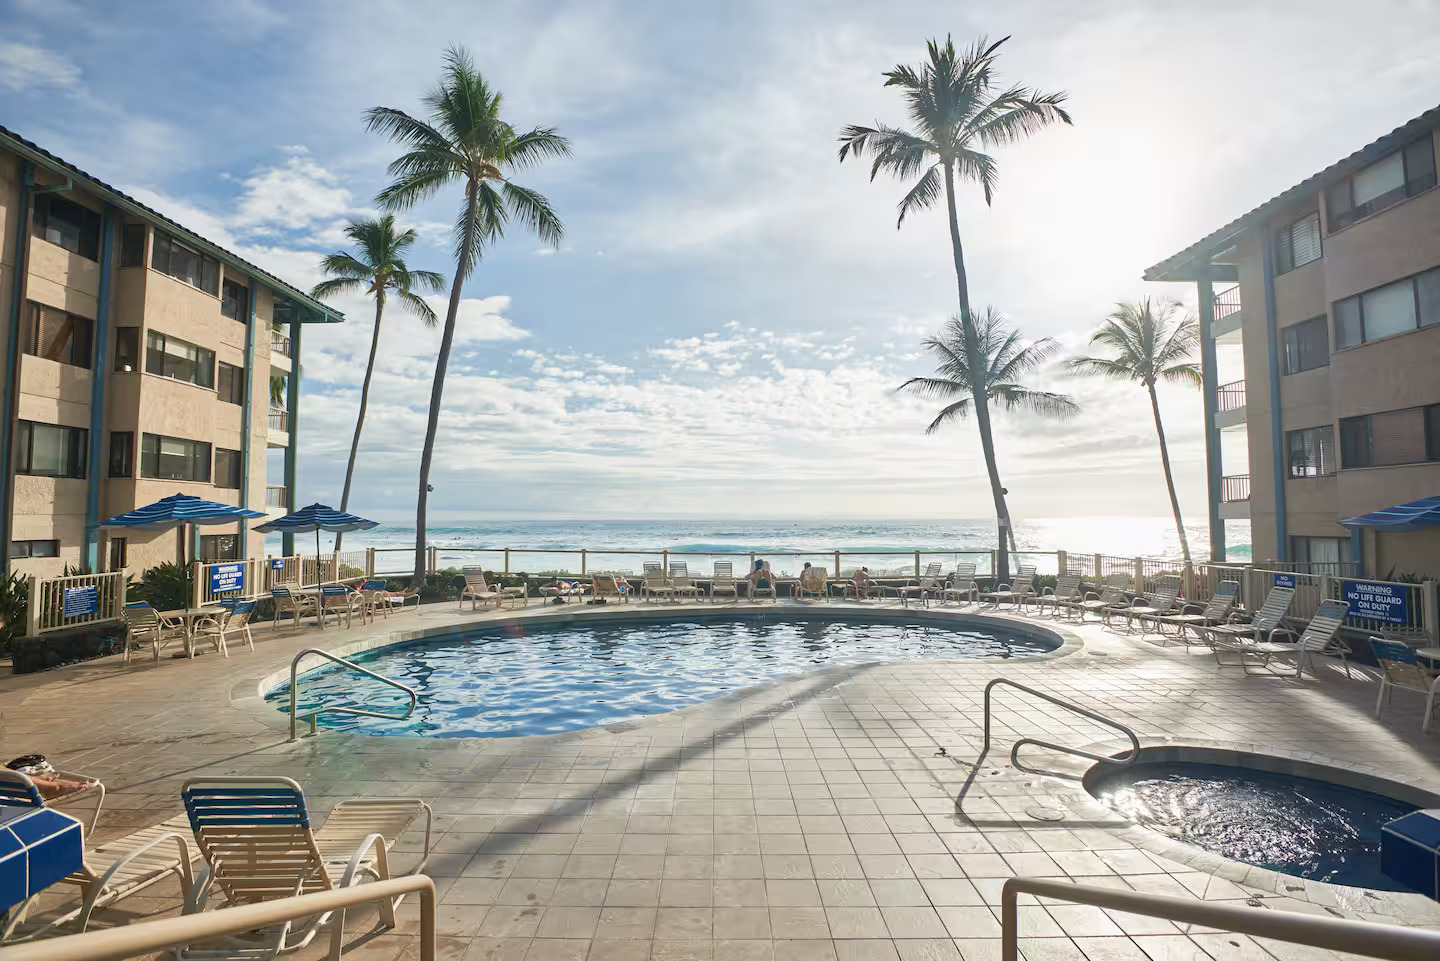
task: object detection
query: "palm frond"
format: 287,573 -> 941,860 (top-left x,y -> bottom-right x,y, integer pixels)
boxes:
990,385 -> 1080,418
897,375 -> 968,399
396,289 -> 440,328
1064,356 -> 1137,381
316,252 -> 374,281
896,164 -> 942,227
952,149 -> 997,205
503,181 -> 565,247
310,276 -> 367,300
405,269 -> 447,293
1160,363 -> 1203,387
924,398 -> 972,433
507,127 -> 573,169
967,87 -> 1073,147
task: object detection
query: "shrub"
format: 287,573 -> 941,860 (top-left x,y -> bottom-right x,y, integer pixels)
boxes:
133,562 -> 193,611
0,572 -> 29,655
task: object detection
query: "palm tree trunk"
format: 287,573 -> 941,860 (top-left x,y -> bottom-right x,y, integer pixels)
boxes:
1147,382 -> 1193,567
413,180 -> 480,587
942,163 -> 1012,583
334,290 -> 386,552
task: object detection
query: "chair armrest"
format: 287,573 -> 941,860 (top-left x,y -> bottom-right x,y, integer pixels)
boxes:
1083,591 -> 1100,601
1180,601 -> 1205,614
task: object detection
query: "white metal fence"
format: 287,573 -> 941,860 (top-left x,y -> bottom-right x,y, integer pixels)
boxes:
25,570 -> 127,635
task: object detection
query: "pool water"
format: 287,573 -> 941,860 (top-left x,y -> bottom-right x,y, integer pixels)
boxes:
1093,761 -> 1419,891
268,615 -> 1057,738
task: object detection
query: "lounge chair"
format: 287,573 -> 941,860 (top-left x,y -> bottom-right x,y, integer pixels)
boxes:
270,586 -> 318,629
120,602 -> 187,663
749,562 -> 777,602
178,777 -> 433,961
1157,581 -> 1240,646
317,585 -> 366,629
0,770 -> 197,941
1213,599 -> 1351,676
936,562 -> 979,605
709,561 -> 739,602
669,563 -> 703,601
1073,574 -> 1131,622
1110,575 -> 1181,633
193,600 -> 257,656
460,568 -> 504,609
592,573 -> 630,603
540,578 -> 588,603
798,566 -> 828,601
1372,639 -> 1440,731
1203,586 -> 1296,653
895,561 -> 945,607
842,572 -> 884,601
372,583 -> 422,613
641,563 -> 675,603
1036,574 -> 1083,618
980,572 -> 1037,611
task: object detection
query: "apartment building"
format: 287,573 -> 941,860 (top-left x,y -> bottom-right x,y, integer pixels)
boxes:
1146,106 -> 1440,578
0,125 -> 342,576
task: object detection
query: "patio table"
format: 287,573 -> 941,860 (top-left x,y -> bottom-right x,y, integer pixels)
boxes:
158,605 -> 227,656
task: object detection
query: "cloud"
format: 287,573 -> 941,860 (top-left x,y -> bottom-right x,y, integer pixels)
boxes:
228,148 -> 357,233
0,40 -> 82,93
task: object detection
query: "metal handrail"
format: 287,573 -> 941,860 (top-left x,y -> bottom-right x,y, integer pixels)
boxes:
0,875 -> 435,961
983,678 -> 1140,769
1001,878 -> 1440,961
288,647 -> 418,740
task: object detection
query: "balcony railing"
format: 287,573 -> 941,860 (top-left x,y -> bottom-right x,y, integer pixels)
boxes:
1221,474 -> 1250,502
271,333 -> 291,357
266,485 -> 287,508
268,409 -> 289,432
1216,379 -> 1246,411
1214,285 -> 1242,321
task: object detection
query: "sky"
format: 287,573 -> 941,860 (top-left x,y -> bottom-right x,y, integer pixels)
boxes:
3,0 -> 1440,523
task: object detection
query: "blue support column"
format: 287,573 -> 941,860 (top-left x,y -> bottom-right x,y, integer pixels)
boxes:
1196,278 -> 1225,563
281,318 -> 302,557
83,206 -> 117,571
0,161 -> 34,573
239,282 -> 259,551
1261,235 -> 1289,561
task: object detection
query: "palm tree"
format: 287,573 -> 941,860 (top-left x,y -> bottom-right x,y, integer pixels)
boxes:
312,215 -> 445,550
1066,298 -> 1202,567
366,46 -> 570,585
839,35 -> 1070,581
899,309 -> 1078,560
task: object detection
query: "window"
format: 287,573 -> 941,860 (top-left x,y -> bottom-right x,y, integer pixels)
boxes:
1275,212 -> 1322,274
140,433 -> 211,482
151,231 -> 219,295
16,422 -> 87,479
1291,536 -> 1351,570
11,540 -> 59,559
1286,425 -> 1335,478
145,331 -> 215,388
199,534 -> 240,562
120,223 -> 146,267
31,193 -> 100,260
1340,403 -> 1440,468
1332,266 -> 1440,348
114,327 -> 139,371
214,448 -> 242,489
108,431 -> 133,478
220,278 -> 249,321
1282,316 -> 1329,374
217,362 -> 245,405
107,537 -> 127,570
1326,135 -> 1438,231
23,302 -> 93,368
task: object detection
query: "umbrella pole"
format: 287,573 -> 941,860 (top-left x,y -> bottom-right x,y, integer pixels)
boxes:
316,528 -> 322,590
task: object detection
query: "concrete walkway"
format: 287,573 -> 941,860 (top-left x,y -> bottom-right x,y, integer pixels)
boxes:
4,596 -> 1440,961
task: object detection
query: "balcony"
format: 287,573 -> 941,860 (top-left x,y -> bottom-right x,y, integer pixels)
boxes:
268,408 -> 290,448
266,485 -> 287,509
271,333 -> 291,358
1219,473 -> 1250,519
1210,285 -> 1243,340
1215,379 -> 1247,429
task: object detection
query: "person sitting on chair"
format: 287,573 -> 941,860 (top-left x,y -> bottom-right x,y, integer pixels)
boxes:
749,559 -> 773,592
851,567 -> 874,598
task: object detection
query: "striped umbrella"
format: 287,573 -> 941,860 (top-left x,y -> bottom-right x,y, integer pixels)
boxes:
254,504 -> 378,587
101,493 -> 267,566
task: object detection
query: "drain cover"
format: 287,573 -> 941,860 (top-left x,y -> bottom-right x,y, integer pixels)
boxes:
1025,804 -> 1066,822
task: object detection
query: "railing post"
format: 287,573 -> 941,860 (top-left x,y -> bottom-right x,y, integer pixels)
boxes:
365,548 -> 375,578
192,560 -> 204,608
1182,561 -> 1195,600
662,549 -> 669,575
990,550 -> 997,577
1057,550 -> 1067,577
24,574 -> 39,637
834,550 -> 841,579
1423,581 -> 1439,646
1134,557 -> 1144,591
580,549 -> 587,576
1001,881 -> 1019,961
110,570 -> 125,621
914,551 -> 920,578
504,548 -> 510,574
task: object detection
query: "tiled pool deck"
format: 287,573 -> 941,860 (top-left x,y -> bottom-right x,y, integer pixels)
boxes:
5,597 -> 1440,961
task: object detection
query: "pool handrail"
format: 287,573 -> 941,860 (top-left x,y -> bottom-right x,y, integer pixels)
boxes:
288,647 -> 418,740
1001,878 -> 1440,961
982,677 -> 1140,769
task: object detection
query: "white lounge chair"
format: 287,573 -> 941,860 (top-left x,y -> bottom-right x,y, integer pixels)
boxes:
641,563 -> 675,603
1073,574 -> 1131,621
1204,586 -> 1296,654
936,562 -> 980,605
120,603 -> 187,663
710,561 -> 739,602
0,771 -> 197,941
1214,599 -> 1352,676
669,563 -> 702,601
798,565 -> 828,601
1112,575 -> 1182,633
460,568 -> 504,609
981,572 -> 1037,611
178,777 -> 432,961
748,562 -> 777,602
895,561 -> 945,607
1372,638 -> 1440,731
1037,574 -> 1083,618
1156,581 -> 1240,646
592,573 -> 630,603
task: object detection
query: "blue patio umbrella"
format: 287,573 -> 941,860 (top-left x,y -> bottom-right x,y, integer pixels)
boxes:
253,504 -> 379,588
1340,495 -> 1440,533
101,493 -> 266,564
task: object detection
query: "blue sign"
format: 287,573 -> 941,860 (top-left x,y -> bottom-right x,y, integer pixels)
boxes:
62,586 -> 98,619
1274,573 -> 1296,589
210,563 -> 245,595
1343,580 -> 1410,625
271,559 -> 285,571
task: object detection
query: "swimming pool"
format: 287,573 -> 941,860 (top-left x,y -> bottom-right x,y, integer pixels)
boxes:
268,613 -> 1060,738
1091,759 -> 1421,891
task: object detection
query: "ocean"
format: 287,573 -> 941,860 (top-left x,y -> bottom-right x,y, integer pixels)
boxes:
282,517 -> 1252,576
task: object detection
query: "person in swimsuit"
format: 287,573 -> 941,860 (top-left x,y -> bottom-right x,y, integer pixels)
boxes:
749,559 -> 773,591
